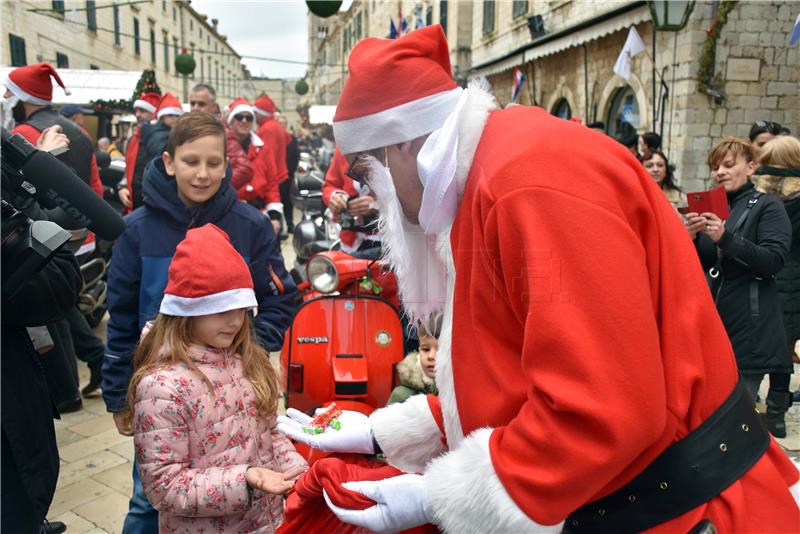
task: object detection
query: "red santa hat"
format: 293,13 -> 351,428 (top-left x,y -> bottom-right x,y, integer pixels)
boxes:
332,25 -> 460,155
226,97 -> 255,124
156,92 -> 184,120
160,224 -> 257,316
253,95 -> 276,117
133,92 -> 161,114
5,62 -> 70,105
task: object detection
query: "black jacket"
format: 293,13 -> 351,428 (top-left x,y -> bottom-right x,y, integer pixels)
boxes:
1,241 -> 82,525
776,187 -> 800,346
24,107 -> 94,186
132,121 -> 171,209
694,182 -> 793,373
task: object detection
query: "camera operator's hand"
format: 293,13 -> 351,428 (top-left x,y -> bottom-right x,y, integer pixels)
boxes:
118,187 -> 132,208
36,125 -> 69,153
329,191 -> 348,215
348,195 -> 377,217
113,411 -> 133,436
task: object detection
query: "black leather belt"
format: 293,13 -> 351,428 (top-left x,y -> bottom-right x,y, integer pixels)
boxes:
564,379 -> 769,533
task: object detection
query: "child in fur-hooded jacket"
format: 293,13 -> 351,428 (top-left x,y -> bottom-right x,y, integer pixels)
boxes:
387,333 -> 438,405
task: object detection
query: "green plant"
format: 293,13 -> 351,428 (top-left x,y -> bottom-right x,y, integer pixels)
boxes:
697,0 -> 738,94
130,68 -> 161,104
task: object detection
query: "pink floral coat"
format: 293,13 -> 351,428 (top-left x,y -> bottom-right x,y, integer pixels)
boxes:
133,345 -> 307,533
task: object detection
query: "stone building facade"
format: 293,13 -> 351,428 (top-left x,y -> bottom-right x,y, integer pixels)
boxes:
2,0 -> 247,103
249,76 -> 303,131
307,0 -> 797,192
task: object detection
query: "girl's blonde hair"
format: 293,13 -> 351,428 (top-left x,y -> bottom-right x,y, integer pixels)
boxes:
126,312 -> 279,420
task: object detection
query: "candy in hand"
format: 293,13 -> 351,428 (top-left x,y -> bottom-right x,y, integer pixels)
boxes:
303,403 -> 343,434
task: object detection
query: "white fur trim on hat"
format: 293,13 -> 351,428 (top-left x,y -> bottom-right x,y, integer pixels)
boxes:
253,106 -> 273,118
5,76 -> 51,105
133,99 -> 157,114
159,287 -> 257,316
370,393 -> 446,473
157,106 -> 183,119
333,88 -> 463,154
425,428 -> 563,533
228,104 -> 255,124
249,131 -> 263,147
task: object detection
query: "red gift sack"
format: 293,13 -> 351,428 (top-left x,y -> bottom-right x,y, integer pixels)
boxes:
277,454 -> 438,534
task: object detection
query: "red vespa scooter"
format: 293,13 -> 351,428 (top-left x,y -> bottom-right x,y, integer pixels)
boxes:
280,250 -> 404,462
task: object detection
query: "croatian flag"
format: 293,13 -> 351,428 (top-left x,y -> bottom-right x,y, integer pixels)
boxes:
790,13 -> 800,46
512,67 -> 525,102
390,18 -> 398,39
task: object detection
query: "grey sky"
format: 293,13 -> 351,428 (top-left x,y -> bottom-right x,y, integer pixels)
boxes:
190,1 -> 313,80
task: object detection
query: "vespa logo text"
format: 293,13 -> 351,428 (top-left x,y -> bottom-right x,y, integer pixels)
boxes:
297,336 -> 329,344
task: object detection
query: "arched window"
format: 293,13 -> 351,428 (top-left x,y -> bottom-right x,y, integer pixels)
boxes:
552,98 -> 571,119
606,86 -> 639,138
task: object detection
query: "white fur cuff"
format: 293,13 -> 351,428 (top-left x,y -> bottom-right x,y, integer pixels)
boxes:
425,428 -> 564,534
369,394 -> 446,473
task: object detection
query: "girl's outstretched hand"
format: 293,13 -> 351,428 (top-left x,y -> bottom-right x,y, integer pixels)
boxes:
246,466 -> 304,495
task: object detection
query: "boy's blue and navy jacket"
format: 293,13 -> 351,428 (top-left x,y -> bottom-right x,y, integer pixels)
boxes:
101,157 -> 297,412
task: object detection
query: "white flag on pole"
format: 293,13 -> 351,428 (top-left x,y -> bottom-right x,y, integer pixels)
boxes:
613,27 -> 647,80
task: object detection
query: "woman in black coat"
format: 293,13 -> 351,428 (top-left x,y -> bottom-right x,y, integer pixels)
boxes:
753,136 -> 800,403
686,137 -> 792,437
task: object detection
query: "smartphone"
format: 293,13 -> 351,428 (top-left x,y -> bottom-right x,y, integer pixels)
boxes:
686,186 -> 729,220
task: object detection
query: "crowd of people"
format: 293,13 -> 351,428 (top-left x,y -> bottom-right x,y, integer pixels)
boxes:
2,23 -> 799,534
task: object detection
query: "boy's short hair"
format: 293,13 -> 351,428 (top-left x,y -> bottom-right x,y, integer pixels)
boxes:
166,111 -> 227,158
641,131 -> 661,150
707,136 -> 755,169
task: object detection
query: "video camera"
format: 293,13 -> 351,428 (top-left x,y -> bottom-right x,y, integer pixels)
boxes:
1,127 -> 125,297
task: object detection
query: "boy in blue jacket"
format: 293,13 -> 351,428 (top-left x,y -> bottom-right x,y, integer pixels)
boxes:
101,111 -> 297,531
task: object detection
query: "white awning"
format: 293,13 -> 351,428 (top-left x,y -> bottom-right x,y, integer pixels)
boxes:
471,5 -> 651,79
309,104 -> 337,125
0,67 -> 142,105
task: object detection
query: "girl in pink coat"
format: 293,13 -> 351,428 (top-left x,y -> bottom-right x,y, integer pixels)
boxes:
128,223 -> 307,533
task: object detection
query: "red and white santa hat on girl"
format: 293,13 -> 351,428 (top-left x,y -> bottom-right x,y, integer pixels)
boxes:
133,92 -> 161,114
5,62 -> 70,105
253,95 -> 276,117
226,97 -> 255,124
160,224 -> 257,316
156,92 -> 184,120
332,25 -> 460,155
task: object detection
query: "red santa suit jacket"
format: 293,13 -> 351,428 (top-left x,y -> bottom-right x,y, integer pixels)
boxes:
323,147 -> 366,252
230,129 -> 281,215
256,117 -> 289,184
368,104 -> 799,533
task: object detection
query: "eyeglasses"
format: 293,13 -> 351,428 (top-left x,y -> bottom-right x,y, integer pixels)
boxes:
233,114 -> 254,123
344,148 -> 388,185
754,120 -> 781,133
345,153 -> 371,184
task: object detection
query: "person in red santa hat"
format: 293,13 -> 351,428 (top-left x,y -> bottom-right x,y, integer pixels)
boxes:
131,92 -> 183,209
4,62 -> 103,198
278,25 -> 800,533
254,94 -> 293,231
228,97 -> 283,236
118,91 -> 160,210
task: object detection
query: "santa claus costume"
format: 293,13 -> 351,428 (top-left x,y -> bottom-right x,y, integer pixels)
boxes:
227,97 -> 283,220
124,91 -> 161,206
279,25 -> 799,534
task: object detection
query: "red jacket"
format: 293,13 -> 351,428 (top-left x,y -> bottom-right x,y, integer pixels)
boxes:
256,117 -> 289,183
322,147 -> 358,249
370,106 -> 799,533
125,126 -> 140,184
230,130 -> 281,214
226,126 -> 254,192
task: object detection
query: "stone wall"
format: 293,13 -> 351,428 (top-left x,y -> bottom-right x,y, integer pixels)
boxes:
483,1 -> 798,193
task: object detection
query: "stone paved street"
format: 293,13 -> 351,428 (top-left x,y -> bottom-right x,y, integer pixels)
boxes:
48,237 -> 800,532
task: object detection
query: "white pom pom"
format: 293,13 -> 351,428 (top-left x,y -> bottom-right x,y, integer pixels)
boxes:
63,88 -> 72,96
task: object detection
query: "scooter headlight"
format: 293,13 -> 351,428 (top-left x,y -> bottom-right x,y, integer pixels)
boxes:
307,254 -> 339,294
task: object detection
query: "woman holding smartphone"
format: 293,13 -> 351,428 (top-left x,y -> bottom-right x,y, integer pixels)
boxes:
686,137 -> 793,438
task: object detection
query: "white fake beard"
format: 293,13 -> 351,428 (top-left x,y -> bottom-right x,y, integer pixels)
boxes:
367,157 -> 448,328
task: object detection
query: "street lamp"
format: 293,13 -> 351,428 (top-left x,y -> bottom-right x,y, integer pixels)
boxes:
646,1 -> 695,134
648,0 -> 695,32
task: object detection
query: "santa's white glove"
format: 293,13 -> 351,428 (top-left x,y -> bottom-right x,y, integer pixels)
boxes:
276,408 -> 375,454
323,474 -> 433,533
